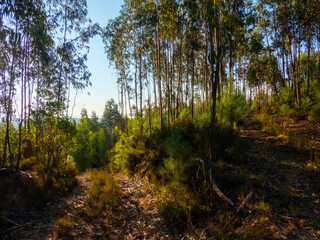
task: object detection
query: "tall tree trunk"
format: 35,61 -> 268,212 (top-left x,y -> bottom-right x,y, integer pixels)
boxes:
153,74 -> 157,109
57,7 -> 68,112
165,41 -> 170,126
135,57 -> 138,117
210,4 -> 220,163
176,32 -> 183,119
139,48 -> 143,119
318,30 -> 320,81
156,14 -> 163,130
307,31 -> 311,95
3,20 -> 18,168
191,50 -> 195,118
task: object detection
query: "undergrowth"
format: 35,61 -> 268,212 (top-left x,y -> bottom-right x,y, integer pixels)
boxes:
20,155 -> 78,202
85,169 -> 120,217
272,79 -> 320,122
109,98 -> 254,236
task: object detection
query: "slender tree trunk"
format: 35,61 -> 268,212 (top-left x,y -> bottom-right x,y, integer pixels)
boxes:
139,47 -> 143,119
307,32 -> 311,95
153,74 -> 157,109
17,39 -> 26,170
282,51 -> 286,87
135,56 -> 138,117
165,41 -> 170,126
156,14 -> 163,130
57,7 -> 68,112
210,3 -> 220,163
147,78 -> 152,134
318,30 -> 320,81
191,50 -> 195,118
228,33 -> 233,78
176,32 -> 183,119
3,20 -> 18,168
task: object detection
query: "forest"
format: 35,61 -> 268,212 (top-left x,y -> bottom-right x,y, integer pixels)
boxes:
0,0 -> 320,239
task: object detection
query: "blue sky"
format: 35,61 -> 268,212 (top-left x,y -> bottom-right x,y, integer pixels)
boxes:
72,0 -> 124,117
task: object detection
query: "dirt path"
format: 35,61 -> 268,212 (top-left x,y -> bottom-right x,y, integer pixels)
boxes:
108,173 -> 171,239
2,172 -> 171,240
2,173 -> 104,239
235,112 -> 320,239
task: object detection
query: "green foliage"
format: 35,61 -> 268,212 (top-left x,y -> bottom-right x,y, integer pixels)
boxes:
31,157 -> 78,201
85,169 -> 120,217
72,105 -> 117,171
109,104 -> 243,232
247,53 -> 282,91
273,80 -> 320,121
109,128 -> 136,175
101,99 -> 121,148
306,80 -> 320,123
217,84 -> 248,129
273,87 -> 298,118
50,158 -> 78,193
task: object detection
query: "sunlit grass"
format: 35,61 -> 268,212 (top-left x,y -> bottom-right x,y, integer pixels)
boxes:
53,216 -> 75,238
85,169 -> 120,217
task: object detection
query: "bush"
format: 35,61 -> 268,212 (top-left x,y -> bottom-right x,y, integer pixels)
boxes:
273,80 -> 320,122
50,157 -> 78,193
308,103 -> 320,123
85,169 -> 120,217
29,156 -> 78,202
109,128 -> 139,174
217,86 -> 248,129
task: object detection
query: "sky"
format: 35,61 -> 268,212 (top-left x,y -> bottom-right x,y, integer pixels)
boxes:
71,0 -> 124,118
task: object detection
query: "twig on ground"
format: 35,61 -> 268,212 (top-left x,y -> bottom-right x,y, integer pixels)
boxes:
4,218 -> 20,226
1,222 -> 35,236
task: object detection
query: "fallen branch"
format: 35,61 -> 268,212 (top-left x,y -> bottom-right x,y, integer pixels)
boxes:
209,169 -> 235,206
224,191 -> 254,229
236,191 -> 253,213
0,222 -> 35,235
194,158 -> 235,206
195,158 -> 254,211
4,218 -> 20,226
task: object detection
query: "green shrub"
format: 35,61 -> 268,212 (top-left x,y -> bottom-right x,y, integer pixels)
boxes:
109,129 -> 139,174
279,104 -> 297,118
308,103 -> 320,123
51,157 -> 78,193
157,181 -> 197,225
217,87 -> 248,129
273,80 -> 320,122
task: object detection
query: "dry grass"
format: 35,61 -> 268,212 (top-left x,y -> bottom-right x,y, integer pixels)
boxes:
53,216 -> 75,238
85,169 -> 120,217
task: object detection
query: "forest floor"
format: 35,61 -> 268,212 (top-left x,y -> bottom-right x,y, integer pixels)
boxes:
2,112 -> 320,239
1,173 -> 171,239
227,112 -> 320,239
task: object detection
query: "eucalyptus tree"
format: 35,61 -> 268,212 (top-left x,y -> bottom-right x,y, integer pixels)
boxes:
255,0 -> 320,105
48,0 -> 92,116
104,10 -> 132,123
0,0 -> 93,171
